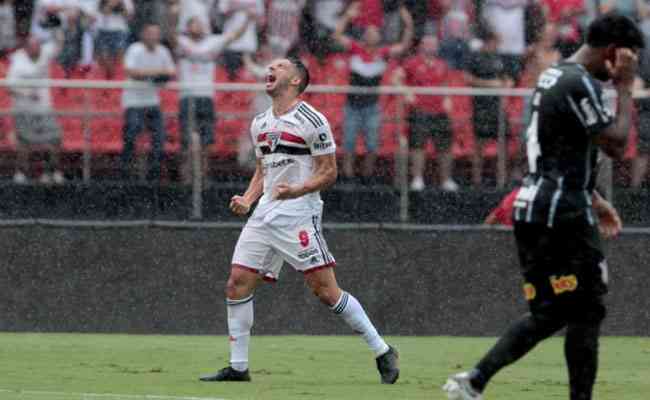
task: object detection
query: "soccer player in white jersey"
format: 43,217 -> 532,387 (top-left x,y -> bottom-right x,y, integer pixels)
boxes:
200,58 -> 399,384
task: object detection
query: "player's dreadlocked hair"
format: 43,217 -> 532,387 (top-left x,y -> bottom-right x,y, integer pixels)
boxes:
288,57 -> 310,95
587,12 -> 645,49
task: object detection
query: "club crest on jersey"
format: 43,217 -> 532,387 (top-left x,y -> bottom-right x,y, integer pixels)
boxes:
266,132 -> 281,152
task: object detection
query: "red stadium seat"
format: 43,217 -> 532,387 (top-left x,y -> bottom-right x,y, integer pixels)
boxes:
0,113 -> 15,151
302,53 -> 350,141
160,89 -> 179,114
212,66 -> 255,157
88,87 -> 121,111
0,86 -> 13,151
89,117 -> 123,153
60,117 -> 85,152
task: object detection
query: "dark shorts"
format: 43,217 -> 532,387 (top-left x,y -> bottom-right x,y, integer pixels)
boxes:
514,219 -> 608,320
95,30 -> 128,57
473,107 -> 510,142
408,111 -> 452,150
179,97 -> 216,149
500,54 -> 525,83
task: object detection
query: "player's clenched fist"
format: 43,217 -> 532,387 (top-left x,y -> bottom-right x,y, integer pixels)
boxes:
229,195 -> 250,216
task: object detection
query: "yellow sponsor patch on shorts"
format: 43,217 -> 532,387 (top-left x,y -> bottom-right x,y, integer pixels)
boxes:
550,274 -> 578,295
523,283 -> 536,301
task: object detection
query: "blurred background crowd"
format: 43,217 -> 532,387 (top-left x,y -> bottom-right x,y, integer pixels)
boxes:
0,0 -> 649,191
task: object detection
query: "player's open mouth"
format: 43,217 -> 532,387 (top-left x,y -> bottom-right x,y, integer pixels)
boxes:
266,74 -> 277,85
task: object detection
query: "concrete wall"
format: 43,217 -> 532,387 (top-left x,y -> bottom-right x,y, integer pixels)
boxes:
1,225 -> 648,335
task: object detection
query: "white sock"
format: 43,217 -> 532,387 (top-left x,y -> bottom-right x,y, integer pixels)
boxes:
227,294 -> 254,372
331,291 -> 389,357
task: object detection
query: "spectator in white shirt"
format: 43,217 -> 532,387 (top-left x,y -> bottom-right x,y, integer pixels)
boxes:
176,13 -> 251,183
120,24 -> 175,181
177,0 -> 216,34
266,0 -> 305,58
0,0 -> 16,57
219,0 -> 264,78
7,36 -> 65,185
95,0 -> 134,79
31,0 -> 72,42
481,0 -> 528,82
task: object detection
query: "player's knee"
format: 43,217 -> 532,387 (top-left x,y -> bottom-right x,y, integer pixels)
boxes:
311,284 -> 338,306
225,268 -> 254,299
225,278 -> 238,299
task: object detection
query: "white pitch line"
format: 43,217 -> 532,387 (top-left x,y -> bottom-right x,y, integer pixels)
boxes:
0,389 -> 227,400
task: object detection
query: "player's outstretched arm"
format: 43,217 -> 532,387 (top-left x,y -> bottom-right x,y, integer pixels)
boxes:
222,9 -> 255,50
597,48 -> 638,159
275,154 -> 337,200
230,158 -> 264,215
332,2 -> 359,50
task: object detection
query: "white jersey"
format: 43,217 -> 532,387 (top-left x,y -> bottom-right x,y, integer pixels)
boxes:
250,101 -> 336,219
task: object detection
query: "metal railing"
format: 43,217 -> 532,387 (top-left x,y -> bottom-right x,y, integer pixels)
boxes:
0,78 -> 632,220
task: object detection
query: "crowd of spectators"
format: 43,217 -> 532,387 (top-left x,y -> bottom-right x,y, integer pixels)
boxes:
1,0 -> 649,189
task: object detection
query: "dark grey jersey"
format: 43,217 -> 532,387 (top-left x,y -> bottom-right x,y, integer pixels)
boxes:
514,62 -> 614,227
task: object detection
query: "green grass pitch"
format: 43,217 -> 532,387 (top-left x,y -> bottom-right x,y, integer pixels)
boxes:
0,333 -> 649,399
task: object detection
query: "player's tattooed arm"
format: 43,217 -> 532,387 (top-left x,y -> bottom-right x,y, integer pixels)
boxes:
230,158 -> 264,215
275,154 -> 337,200
597,48 -> 638,159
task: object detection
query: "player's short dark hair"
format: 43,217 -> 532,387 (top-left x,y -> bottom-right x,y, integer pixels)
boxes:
586,13 -> 645,49
288,57 -> 310,94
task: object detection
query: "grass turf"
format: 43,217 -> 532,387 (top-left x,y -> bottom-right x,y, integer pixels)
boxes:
0,334 -> 649,399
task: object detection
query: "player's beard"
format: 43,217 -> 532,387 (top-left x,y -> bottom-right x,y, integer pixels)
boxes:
266,77 -> 290,98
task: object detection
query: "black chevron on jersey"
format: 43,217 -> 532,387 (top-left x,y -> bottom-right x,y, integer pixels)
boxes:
260,144 -> 311,155
297,104 -> 323,128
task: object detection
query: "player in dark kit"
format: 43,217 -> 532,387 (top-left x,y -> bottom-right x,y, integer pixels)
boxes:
443,14 -> 643,400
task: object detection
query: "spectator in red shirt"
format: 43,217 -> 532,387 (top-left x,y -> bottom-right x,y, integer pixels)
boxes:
542,0 -> 585,58
484,187 -> 519,225
333,2 -> 413,181
393,35 -> 457,192
350,0 -> 384,33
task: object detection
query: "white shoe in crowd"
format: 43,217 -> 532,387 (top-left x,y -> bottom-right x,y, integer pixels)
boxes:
441,179 -> 460,192
52,170 -> 65,184
13,171 -> 28,184
410,176 -> 425,191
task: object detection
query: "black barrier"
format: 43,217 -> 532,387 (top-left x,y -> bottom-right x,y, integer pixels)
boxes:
1,224 -> 649,336
0,184 -> 649,225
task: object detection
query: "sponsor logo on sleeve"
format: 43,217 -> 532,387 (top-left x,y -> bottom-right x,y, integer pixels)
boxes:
314,132 -> 333,150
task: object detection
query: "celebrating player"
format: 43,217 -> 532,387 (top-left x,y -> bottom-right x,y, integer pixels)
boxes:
200,58 -> 399,384
444,13 -> 642,400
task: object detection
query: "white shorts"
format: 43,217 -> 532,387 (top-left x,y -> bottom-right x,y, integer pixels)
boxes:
231,212 -> 336,281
